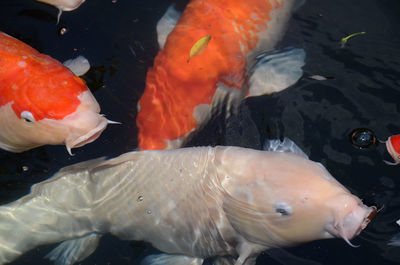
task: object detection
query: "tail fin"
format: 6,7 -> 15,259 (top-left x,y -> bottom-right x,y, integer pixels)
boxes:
0,158 -> 104,264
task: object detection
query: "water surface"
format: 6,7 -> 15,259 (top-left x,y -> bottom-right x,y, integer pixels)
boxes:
0,0 -> 399,264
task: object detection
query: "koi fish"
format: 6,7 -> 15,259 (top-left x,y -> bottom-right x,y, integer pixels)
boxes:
0,138 -> 376,265
35,0 -> 85,22
137,0 -> 306,150
384,134 -> 400,165
0,31 -> 113,155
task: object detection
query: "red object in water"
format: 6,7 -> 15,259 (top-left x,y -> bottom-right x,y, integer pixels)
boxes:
385,134 -> 400,165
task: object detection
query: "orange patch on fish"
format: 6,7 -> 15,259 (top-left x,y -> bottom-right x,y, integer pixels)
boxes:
0,32 -> 85,120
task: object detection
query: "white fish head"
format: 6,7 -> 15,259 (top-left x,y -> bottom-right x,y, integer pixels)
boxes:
215,147 -> 375,248
0,91 -> 109,154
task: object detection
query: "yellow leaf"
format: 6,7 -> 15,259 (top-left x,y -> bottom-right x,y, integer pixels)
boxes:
187,34 -> 211,63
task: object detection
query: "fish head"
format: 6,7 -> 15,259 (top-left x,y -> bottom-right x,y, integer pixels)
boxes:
0,35 -> 110,154
0,90 -> 108,155
215,147 -> 376,248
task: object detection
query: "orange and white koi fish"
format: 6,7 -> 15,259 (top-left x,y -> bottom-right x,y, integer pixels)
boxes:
35,0 -> 85,22
0,138 -> 376,265
137,0 -> 305,150
0,31 -> 114,155
384,134 -> 400,165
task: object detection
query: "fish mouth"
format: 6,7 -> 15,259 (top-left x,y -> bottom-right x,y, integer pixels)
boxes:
327,205 -> 377,247
65,118 -> 108,155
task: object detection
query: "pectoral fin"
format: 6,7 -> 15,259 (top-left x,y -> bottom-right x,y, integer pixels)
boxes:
157,5 -> 181,49
248,47 -> 305,97
63,55 -> 91,76
45,233 -> 101,265
263,137 -> 308,158
141,254 -> 203,265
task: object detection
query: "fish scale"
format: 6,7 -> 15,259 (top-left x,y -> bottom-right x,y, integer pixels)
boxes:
90,147 -> 230,258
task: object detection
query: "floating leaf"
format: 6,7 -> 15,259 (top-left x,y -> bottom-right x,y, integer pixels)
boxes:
187,34 -> 211,63
341,32 -> 366,48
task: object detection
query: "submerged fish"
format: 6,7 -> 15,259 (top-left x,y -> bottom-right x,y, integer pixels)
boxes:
137,0 -> 306,150
0,139 -> 376,265
0,31 -> 112,155
384,134 -> 400,165
35,0 -> 86,22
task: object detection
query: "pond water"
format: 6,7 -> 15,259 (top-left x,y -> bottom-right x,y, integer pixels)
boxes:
0,0 -> 399,264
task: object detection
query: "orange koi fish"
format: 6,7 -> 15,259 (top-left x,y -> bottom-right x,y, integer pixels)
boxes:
0,31 -> 113,155
384,134 -> 400,165
137,0 -> 305,150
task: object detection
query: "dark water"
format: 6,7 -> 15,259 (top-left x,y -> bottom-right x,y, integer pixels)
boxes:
0,0 -> 400,264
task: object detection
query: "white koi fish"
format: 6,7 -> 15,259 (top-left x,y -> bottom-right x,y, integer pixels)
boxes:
0,139 -> 376,265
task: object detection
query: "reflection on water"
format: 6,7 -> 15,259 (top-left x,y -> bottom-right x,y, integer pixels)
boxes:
0,0 -> 399,264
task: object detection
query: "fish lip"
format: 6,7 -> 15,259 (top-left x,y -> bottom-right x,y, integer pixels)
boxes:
324,204 -> 377,246
65,117 -> 108,153
355,206 -> 377,235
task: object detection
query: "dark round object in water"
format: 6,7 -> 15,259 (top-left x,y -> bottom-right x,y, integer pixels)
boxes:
350,128 -> 377,149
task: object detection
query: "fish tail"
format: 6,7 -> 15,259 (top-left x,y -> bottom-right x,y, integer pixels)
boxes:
0,161 -> 102,264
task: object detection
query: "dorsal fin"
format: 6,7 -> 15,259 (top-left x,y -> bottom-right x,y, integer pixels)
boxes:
263,137 -> 308,159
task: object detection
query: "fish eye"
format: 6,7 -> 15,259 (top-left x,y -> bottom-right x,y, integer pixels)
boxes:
274,201 -> 292,216
21,111 -> 36,123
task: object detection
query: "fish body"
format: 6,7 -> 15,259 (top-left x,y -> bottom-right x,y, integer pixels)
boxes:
137,0 -> 305,150
0,31 -> 109,154
0,140 -> 375,265
385,134 -> 400,165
